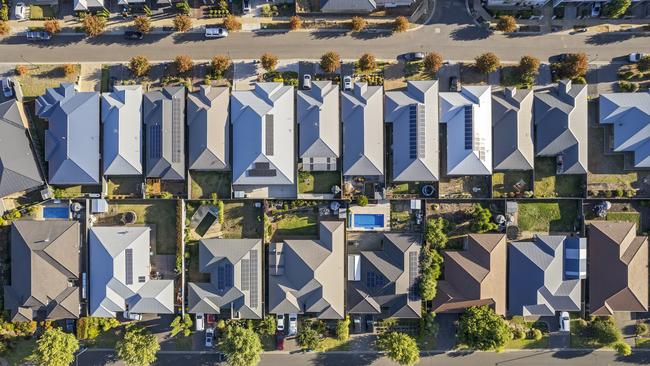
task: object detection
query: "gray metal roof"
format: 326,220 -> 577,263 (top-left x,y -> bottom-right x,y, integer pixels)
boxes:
0,100 -> 44,197
492,87 -> 535,171
534,80 -> 588,174
89,226 -> 174,316
599,91 -> 650,168
231,83 -> 295,186
143,86 -> 186,180
385,80 -> 439,182
36,83 -> 100,185
342,83 -> 384,177
187,238 -> 262,319
320,0 -> 376,12
3,220 -> 80,321
268,221 -> 345,319
74,0 -> 103,10
347,233 -> 421,318
297,81 -> 340,160
508,236 -> 585,316
187,86 -> 230,171
101,85 -> 143,176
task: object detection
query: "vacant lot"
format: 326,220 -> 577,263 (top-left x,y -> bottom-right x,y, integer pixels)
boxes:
517,201 -> 579,235
534,158 -> 585,198
221,201 -> 263,239
190,171 -> 231,199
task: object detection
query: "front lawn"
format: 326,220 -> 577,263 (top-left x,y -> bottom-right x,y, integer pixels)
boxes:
108,201 -> 178,254
190,171 -> 231,199
315,337 -> 350,352
505,336 -> 549,349
534,158 -> 585,198
16,64 -> 80,99
517,201 -> 579,234
85,327 -> 123,348
298,171 -> 340,194
29,5 -> 57,19
5,338 -> 36,365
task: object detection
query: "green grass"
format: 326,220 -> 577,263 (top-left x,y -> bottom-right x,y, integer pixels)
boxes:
275,213 -> 318,237
111,201 -> 178,254
5,338 -> 36,366
606,211 -> 641,229
16,64 -> 80,99
534,158 -> 585,198
187,241 -> 210,282
106,177 -> 142,198
100,64 -> 110,93
390,210 -> 411,231
172,335 -> 194,351
505,336 -> 549,349
221,201 -> 263,239
636,338 -> 650,348
29,4 -> 56,19
315,337 -> 350,352
298,171 -> 340,194
52,185 -> 101,198
85,327 -> 123,348
190,171 -> 232,199
492,171 -> 533,197
518,201 -> 579,233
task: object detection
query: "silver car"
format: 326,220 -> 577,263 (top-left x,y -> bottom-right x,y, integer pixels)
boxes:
2,78 -> 13,98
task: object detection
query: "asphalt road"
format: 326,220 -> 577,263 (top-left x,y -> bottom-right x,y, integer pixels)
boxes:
1,0 -> 649,63
77,349 -> 650,366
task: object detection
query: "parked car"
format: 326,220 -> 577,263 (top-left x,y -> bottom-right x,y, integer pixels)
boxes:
302,74 -> 312,90
549,53 -> 569,63
591,2 -> 601,17
449,76 -> 460,92
277,314 -> 285,332
205,328 -> 214,347
276,331 -> 285,351
559,312 -> 570,332
629,53 -> 646,63
64,319 -> 76,333
14,2 -> 26,20
574,27 -> 588,33
195,313 -> 205,331
123,311 -> 142,321
124,31 -> 144,40
205,27 -> 228,38
26,31 -> 51,41
2,78 -> 13,98
243,0 -> 251,12
400,52 -> 425,62
343,75 -> 353,91
288,314 -> 298,336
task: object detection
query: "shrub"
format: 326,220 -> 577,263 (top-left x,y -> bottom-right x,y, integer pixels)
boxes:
170,315 -> 193,337
62,64 -> 76,76
357,53 -> 377,73
256,316 -> 276,337
351,16 -> 367,32
512,328 -> 525,340
393,16 -> 409,33
260,52 -> 279,72
581,316 -> 621,345
635,322 -> 648,336
173,14 -> 192,32
419,248 -> 443,300
223,15 -> 242,32
297,326 -> 321,351
470,205 -> 497,233
614,189 -> 624,197
638,56 -> 650,72
475,52 -> 501,74
0,21 -> 9,36
336,317 -> 350,341
289,15 -> 302,30
357,195 -> 368,206
496,15 -> 517,32
618,80 -> 640,92
530,328 -> 543,341
572,76 -> 587,84
174,55 -> 194,74
423,52 -> 443,75
458,306 -> 511,351
43,20 -> 61,34
134,15 -> 151,33
15,65 -> 28,76
603,0 -> 631,18
424,217 -> 448,249
82,15 -> 106,37
614,341 -> 632,356
320,51 -> 341,74
211,55 -> 231,77
129,55 -> 150,77
77,317 -> 120,340
377,332 -> 420,366
518,55 -> 540,77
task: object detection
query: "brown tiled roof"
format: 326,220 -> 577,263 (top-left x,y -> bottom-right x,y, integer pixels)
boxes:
588,221 -> 648,315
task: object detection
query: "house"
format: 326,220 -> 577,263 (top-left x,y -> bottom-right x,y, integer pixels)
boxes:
588,221 -> 648,315
297,81 -> 340,172
0,100 -> 44,198
89,226 -> 174,317
439,86 -> 492,176
599,91 -> 650,168
101,85 -> 143,176
187,239 -> 263,319
431,234 -> 507,315
319,0 -> 377,13
187,86 -> 230,171
342,83 -> 384,179
231,83 -> 295,198
268,221 -> 345,319
492,87 -> 534,171
36,83 -> 100,185
74,0 -> 104,11
143,86 -> 186,181
385,80 -> 439,182
347,233 -> 421,319
508,235 -> 586,316
534,80 -> 588,174
4,220 -> 80,321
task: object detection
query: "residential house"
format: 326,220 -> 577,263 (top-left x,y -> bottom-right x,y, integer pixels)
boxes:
599,91 -> 650,169
508,235 -> 586,316
101,85 -> 143,176
431,234 -> 507,315
319,0 -> 414,13
347,233 -> 421,319
4,220 -> 80,321
268,221 -> 345,319
297,81 -> 340,172
74,0 -> 104,11
231,83 -> 295,198
36,83 -> 100,185
187,239 -> 263,319
187,86 -> 230,171
439,86 -> 492,176
384,80 -> 439,182
534,80 -> 588,174
143,86 -> 186,181
588,221 -> 648,315
0,99 -> 44,198
492,87 -> 534,171
89,226 -> 174,317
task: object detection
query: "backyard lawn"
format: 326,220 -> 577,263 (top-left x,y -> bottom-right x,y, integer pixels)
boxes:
298,171 -> 340,194
108,201 -> 178,254
534,158 -> 585,198
605,211 -> 642,230
221,201 -> 263,239
190,171 -> 231,199
272,210 -> 318,239
107,176 -> 142,198
517,201 -> 579,234
492,171 -> 533,197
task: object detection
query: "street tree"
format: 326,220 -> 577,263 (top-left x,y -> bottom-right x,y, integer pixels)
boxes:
603,0 -> 631,18
260,52 -> 279,72
289,16 -> 302,30
221,325 -> 263,366
116,325 -> 160,366
357,53 -> 377,73
82,15 -> 106,37
423,52 -> 443,76
224,15 -> 242,32
638,55 -> 650,72
518,55 -> 540,77
393,16 -> 409,33
496,15 -> 517,32
211,55 -> 231,77
0,21 -> 9,36
31,327 -> 79,366
474,52 -> 500,74
173,14 -> 193,32
458,305 -> 512,351
129,55 -> 150,77
62,64 -> 76,76
376,332 -> 420,366
134,15 -> 152,33
43,20 -> 61,34
560,52 -> 588,79
351,16 -> 367,32
320,51 -> 341,73
175,55 -> 194,74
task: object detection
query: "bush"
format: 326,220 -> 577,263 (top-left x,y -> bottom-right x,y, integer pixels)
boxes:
638,56 -> 650,73
351,16 -> 367,32
15,65 -> 28,76
581,317 -> 621,345
134,15 -> 151,33
173,14 -> 192,32
336,317 -> 350,341
424,217 -> 448,249
223,15 -> 242,32
423,52 -> 443,75
77,317 -> 120,340
82,15 -> 106,37
256,316 -> 276,337
170,315 -> 193,337
393,16 -> 409,33
496,15 -> 517,32
174,55 -> 194,74
618,80 -> 640,92
289,15 -> 302,30
357,53 -> 377,73
62,64 -> 76,76
0,21 -> 9,36
129,55 -> 150,77
530,328 -> 542,341
356,195 -> 368,206
320,51 -> 341,74
43,20 -> 61,34
614,189 -> 624,197
614,341 -> 632,356
297,326 -> 321,351
458,306 -> 511,351
470,205 -> 497,233
419,248 -> 443,301
518,55 -> 540,77
475,52 -> 501,74
260,52 -> 278,72
512,328 -> 525,340
603,0 -> 631,18
211,55 -> 231,77
572,76 -> 587,84
635,322 -> 648,336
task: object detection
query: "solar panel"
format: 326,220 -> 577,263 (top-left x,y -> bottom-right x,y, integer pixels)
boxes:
217,265 -> 225,291
248,168 -> 277,177
254,162 -> 270,169
366,271 -> 376,288
125,249 -> 133,285
225,263 -> 233,288
249,250 -> 258,308
464,106 -> 473,150
171,97 -> 183,163
416,103 -> 426,159
409,105 -> 417,159
265,114 -> 274,156
150,125 -> 162,159
240,259 -> 250,291
408,252 -> 419,301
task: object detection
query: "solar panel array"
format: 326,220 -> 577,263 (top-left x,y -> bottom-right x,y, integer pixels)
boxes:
125,249 -> 133,285
225,263 -> 233,288
464,105 -> 473,150
408,252 -> 419,301
149,125 -> 162,159
217,265 -> 225,291
240,259 -> 250,291
265,114 -> 274,156
249,250 -> 258,308
171,97 -> 182,163
408,104 -> 426,159
248,162 -> 277,177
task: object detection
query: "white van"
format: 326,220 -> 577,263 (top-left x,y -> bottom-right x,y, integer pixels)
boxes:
195,313 -> 205,331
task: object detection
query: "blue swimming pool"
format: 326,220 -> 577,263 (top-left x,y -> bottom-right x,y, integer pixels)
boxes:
351,214 -> 385,229
43,207 -> 70,219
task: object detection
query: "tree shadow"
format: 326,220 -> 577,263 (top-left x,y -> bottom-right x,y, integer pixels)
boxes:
252,29 -> 290,37
0,34 -> 84,48
310,31 -> 348,39
615,352 -> 650,364
585,32 -> 636,45
310,352 -> 382,366
551,350 -> 594,359
449,26 -> 491,41
350,30 -> 392,40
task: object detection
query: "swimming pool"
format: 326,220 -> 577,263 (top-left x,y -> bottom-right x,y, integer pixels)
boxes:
43,207 -> 70,219
350,214 -> 385,230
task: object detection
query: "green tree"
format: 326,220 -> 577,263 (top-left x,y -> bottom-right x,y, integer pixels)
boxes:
583,316 -> 621,345
31,327 -> 79,366
638,56 -> 650,73
474,52 -> 501,74
376,332 -> 420,366
320,51 -> 341,74
458,305 -> 511,351
423,52 -> 443,76
116,325 -> 160,366
356,195 -> 368,206
260,52 -> 279,72
495,15 -> 517,32
170,314 -> 193,337
419,247 -> 443,301
256,316 -> 276,337
297,326 -> 321,351
424,217 -> 448,249
603,0 -> 631,18
470,205 -> 497,233
221,325 -> 263,366
336,316 -> 351,341
614,341 -> 632,356
357,53 -> 377,73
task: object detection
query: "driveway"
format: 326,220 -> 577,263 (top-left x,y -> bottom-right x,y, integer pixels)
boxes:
549,331 -> 570,348
435,313 -> 458,350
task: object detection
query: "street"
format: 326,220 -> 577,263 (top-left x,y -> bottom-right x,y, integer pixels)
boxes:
1,0 -> 649,63
77,349 -> 650,365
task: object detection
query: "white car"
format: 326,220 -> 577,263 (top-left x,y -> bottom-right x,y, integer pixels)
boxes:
343,75 -> 353,91
302,74 -> 312,90
629,53 -> 646,63
288,314 -> 298,336
243,0 -> 251,12
123,311 -> 142,321
277,314 -> 285,332
14,2 -> 26,20
205,328 -> 214,347
195,313 -> 204,331
591,2 -> 601,17
559,312 -> 570,332
205,27 -> 228,38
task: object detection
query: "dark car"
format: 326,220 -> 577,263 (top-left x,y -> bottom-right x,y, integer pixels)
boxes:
276,332 -> 285,351
449,76 -> 460,92
124,31 -> 144,40
549,53 -> 569,63
399,52 -> 425,62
